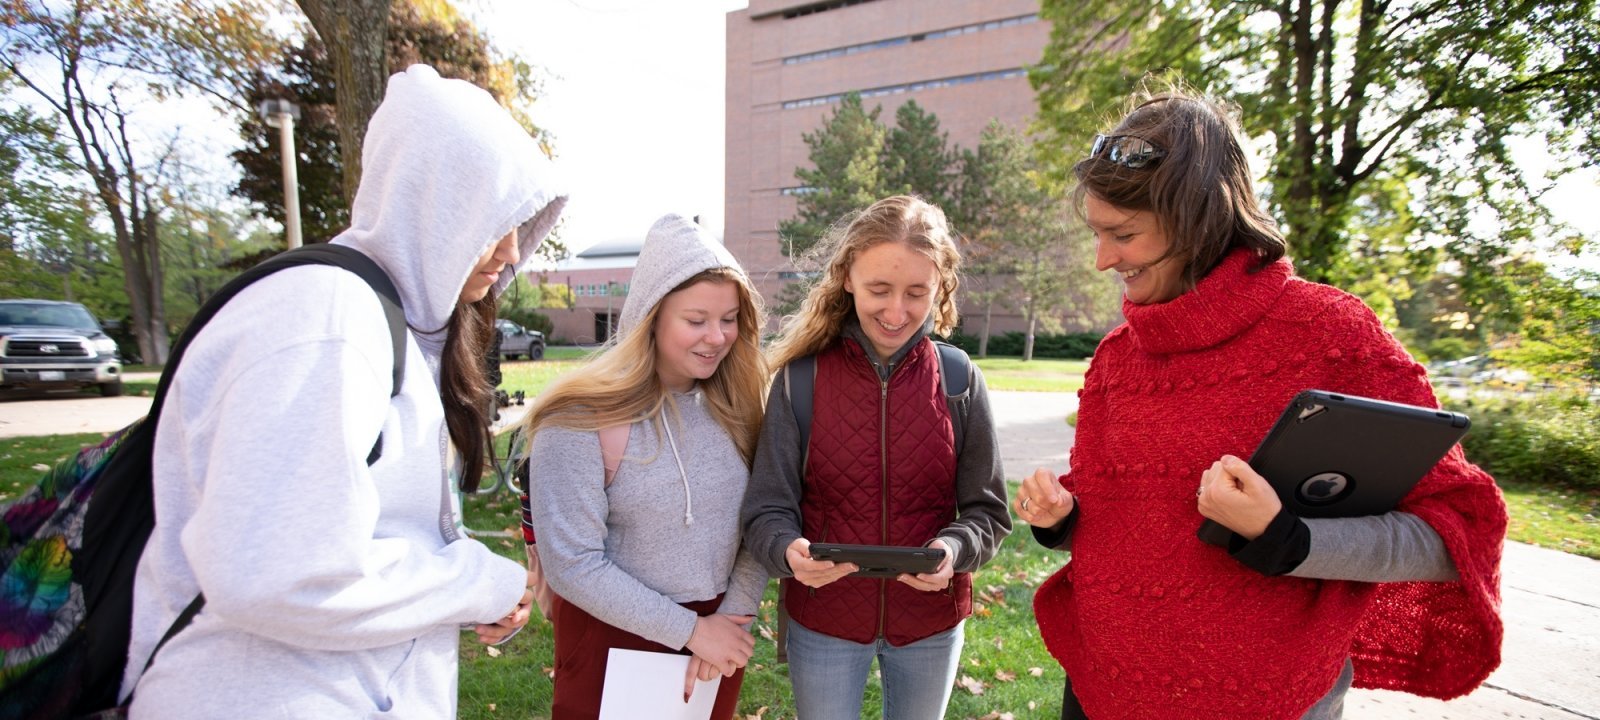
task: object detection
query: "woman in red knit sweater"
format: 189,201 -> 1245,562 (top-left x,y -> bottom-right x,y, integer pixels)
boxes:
1013,87 -> 1507,720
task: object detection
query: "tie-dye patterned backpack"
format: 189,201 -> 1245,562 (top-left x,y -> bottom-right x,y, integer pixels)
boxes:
0,244 -> 406,719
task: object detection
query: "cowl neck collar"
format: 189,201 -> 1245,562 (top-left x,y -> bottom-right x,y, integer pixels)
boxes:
1122,249 -> 1292,355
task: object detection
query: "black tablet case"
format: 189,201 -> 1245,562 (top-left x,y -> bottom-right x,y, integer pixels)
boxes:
1198,389 -> 1470,546
807,543 -> 946,578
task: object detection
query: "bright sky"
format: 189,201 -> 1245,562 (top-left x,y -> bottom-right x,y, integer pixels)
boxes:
466,0 -> 750,258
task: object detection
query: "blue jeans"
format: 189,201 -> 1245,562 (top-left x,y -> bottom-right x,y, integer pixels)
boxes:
786,619 -> 965,720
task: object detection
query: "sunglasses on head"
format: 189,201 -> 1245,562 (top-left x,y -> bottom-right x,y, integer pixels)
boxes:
1089,134 -> 1166,169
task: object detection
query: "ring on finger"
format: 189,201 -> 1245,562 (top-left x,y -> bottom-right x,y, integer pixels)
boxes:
1196,484 -> 1206,497
1021,497 -> 1031,512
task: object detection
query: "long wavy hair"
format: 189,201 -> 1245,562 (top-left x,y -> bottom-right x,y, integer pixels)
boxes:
522,267 -> 768,465
441,294 -> 497,492
1071,84 -> 1286,289
767,195 -> 962,370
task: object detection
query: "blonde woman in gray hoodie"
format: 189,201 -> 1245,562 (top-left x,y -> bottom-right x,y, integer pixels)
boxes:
122,65 -> 567,718
521,215 -> 769,719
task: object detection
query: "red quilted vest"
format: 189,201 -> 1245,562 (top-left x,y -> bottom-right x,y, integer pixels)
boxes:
784,337 -> 971,646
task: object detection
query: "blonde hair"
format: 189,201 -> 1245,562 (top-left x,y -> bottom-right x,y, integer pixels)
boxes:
521,267 -> 769,464
768,195 -> 961,370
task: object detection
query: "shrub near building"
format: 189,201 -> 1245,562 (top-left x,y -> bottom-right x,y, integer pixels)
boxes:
948,330 -> 1104,359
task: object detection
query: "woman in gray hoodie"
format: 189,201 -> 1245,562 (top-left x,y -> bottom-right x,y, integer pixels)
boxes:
521,215 -> 769,719
123,65 -> 566,718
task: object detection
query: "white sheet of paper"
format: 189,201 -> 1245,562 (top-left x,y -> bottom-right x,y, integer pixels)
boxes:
597,648 -> 722,720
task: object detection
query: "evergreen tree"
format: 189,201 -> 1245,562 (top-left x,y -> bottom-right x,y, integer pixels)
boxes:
883,100 -> 955,210
778,93 -> 891,260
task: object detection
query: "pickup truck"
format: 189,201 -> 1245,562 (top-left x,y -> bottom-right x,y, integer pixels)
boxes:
0,299 -> 124,396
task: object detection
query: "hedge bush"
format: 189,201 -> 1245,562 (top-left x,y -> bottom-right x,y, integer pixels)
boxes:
948,330 -> 1104,359
1460,393 -> 1600,492
500,308 -> 553,337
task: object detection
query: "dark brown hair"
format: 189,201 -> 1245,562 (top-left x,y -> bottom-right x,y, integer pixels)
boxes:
441,294 -> 497,492
1071,87 -> 1286,288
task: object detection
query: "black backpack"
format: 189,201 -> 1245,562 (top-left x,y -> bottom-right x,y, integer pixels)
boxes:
0,244 -> 406,719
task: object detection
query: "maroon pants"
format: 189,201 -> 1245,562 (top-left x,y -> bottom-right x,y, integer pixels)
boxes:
550,594 -> 745,720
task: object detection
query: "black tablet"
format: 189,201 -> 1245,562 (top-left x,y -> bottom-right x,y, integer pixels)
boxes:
1198,390 -> 1470,546
808,543 -> 946,578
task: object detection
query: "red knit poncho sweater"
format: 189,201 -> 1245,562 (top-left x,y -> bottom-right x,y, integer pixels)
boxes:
1033,250 -> 1506,720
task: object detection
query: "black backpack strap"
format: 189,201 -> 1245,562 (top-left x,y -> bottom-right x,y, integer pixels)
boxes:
138,594 -> 205,678
789,343 -> 969,449
934,340 -> 971,397
934,340 -> 972,450
119,244 -> 407,700
785,354 -> 817,456
252,245 -> 407,401
150,244 -> 407,420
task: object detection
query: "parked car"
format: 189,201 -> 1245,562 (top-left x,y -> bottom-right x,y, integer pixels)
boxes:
0,299 -> 123,396
496,319 -> 545,360
1430,355 -> 1488,388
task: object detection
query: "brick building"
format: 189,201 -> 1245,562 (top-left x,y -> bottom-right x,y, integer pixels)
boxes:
724,0 -> 1050,332
535,238 -> 639,345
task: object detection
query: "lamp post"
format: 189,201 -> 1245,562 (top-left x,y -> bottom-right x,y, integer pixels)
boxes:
257,98 -> 303,249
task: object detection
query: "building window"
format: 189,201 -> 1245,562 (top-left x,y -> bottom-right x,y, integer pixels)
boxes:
783,14 -> 1037,65
781,68 -> 1029,110
781,0 -> 877,20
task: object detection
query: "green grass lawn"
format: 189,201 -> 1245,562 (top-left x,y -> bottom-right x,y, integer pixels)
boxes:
1500,481 -> 1600,558
972,357 -> 1088,393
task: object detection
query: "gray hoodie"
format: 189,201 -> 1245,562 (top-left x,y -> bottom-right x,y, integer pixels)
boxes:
125,65 -> 566,719
526,215 -> 767,650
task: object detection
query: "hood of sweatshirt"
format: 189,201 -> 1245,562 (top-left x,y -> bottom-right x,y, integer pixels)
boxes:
333,65 -> 567,354
616,214 -> 745,340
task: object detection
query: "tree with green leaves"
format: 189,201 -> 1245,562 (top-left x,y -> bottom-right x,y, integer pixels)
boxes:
883,99 -> 956,209
235,0 -> 563,261
952,121 -> 1117,359
779,93 -> 891,260
948,125 -> 1018,356
1490,264 -> 1600,387
1030,0 -> 1600,302
1,78 -> 101,299
1,0 -> 280,363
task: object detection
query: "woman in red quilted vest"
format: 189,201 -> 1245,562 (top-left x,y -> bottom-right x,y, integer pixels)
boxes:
742,195 -> 1013,719
1013,86 -> 1507,719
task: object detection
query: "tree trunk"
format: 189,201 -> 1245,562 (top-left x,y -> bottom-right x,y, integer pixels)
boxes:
1023,309 -> 1037,362
298,0 -> 393,203
141,200 -> 169,364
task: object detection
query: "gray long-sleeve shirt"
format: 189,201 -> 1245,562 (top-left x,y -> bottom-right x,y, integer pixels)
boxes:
527,390 -> 767,650
742,323 -> 1013,578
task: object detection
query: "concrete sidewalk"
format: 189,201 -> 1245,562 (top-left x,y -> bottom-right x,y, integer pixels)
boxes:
987,391 -> 1600,720
4,387 -> 1596,717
